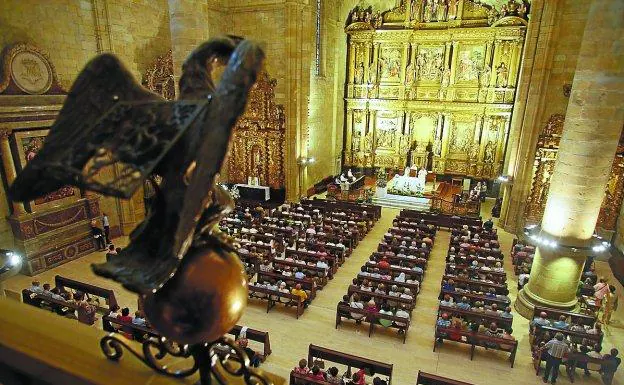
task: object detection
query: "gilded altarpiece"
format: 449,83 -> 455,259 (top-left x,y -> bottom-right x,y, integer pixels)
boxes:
525,115 -> 624,232
343,0 -> 527,179
226,71 -> 286,189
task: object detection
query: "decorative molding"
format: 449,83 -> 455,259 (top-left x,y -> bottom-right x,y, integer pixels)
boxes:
0,43 -> 65,95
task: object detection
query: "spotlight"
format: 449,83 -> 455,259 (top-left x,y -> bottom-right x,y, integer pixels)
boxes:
8,253 -> 21,267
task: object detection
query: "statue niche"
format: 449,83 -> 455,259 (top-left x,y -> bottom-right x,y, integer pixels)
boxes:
226,71 -> 286,188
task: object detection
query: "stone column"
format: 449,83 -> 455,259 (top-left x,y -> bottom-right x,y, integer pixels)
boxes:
516,0 -> 624,317
0,130 -> 26,216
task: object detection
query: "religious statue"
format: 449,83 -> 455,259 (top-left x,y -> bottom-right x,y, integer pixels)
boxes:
363,131 -> 374,153
423,0 -> 433,22
448,0 -> 459,20
416,52 -> 426,79
410,0 -> 422,20
469,143 -> 480,160
405,61 -> 416,84
9,37 -> 265,347
436,0 -> 448,21
518,2 -> 528,19
487,8 -> 498,25
441,67 -> 451,87
484,141 -> 495,162
399,134 -> 411,154
355,62 -> 365,84
479,65 -> 491,87
373,11 -> 383,28
496,62 -> 509,87
369,61 -> 378,84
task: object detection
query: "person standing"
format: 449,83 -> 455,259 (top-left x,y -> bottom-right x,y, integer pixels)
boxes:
91,220 -> 106,250
102,213 -> 110,245
541,332 -> 570,384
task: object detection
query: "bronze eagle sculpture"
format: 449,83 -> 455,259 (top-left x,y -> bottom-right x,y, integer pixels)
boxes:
9,37 -> 264,343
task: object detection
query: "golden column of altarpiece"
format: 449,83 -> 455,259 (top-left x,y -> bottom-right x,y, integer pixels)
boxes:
343,0 -> 527,180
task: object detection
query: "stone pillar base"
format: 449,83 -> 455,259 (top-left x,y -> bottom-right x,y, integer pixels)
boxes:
515,287 -> 579,319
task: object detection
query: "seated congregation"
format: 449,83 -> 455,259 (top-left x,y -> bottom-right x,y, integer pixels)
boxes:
219,199 -> 380,318
336,213 -> 437,342
434,221 -> 519,367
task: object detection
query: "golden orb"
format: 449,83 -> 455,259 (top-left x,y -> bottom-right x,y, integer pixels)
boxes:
143,247 -> 247,345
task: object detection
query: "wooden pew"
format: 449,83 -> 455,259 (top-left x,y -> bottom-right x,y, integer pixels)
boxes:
433,327 -> 518,367
269,258 -> 330,284
307,344 -> 393,383
54,275 -> 118,311
347,286 -> 415,313
437,304 -> 513,330
248,285 -> 305,319
355,274 -> 420,294
22,289 -> 79,318
416,371 -> 473,385
257,271 -> 318,299
532,305 -> 596,328
365,262 -> 424,281
444,265 -> 506,283
334,303 -> 411,344
439,289 -> 510,308
442,275 -> 508,294
371,252 -> 428,269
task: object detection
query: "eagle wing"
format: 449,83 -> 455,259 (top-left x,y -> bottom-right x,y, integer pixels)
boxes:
8,54 -> 206,201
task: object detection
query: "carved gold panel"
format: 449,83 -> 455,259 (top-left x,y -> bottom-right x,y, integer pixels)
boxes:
343,1 -> 526,179
226,71 -> 285,189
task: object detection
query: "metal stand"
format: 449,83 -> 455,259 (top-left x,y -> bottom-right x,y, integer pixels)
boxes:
100,334 -> 271,385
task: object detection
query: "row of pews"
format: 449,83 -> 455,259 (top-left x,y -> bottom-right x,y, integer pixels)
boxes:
432,217 -> 519,367
289,345 -> 474,385
220,199 -> 381,318
335,214 -> 437,343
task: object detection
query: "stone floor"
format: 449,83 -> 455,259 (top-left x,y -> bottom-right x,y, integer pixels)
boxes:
4,201 -> 624,385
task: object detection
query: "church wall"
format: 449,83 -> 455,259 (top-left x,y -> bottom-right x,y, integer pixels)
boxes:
306,2 -> 345,188
0,0 -> 172,248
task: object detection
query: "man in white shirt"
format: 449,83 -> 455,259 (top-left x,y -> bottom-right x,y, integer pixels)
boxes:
28,281 -> 44,294
395,305 -> 410,328
294,269 -> 305,279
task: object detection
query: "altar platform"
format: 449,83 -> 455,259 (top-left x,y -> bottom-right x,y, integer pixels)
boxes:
372,192 -> 432,211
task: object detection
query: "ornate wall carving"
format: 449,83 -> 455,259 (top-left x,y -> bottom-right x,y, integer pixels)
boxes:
343,0 -> 527,179
525,115 -> 624,231
226,71 -> 285,189
142,50 -> 174,101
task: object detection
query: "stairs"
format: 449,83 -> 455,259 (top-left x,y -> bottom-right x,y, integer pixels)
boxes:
372,194 -> 432,211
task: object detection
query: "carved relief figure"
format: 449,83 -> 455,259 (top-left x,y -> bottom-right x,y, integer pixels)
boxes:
416,47 -> 444,81
377,128 -> 396,148
380,49 -> 401,80
496,62 -> 509,87
479,66 -> 491,87
457,48 -> 484,82
441,67 -> 451,87
373,11 -> 383,28
355,62 -> 365,84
